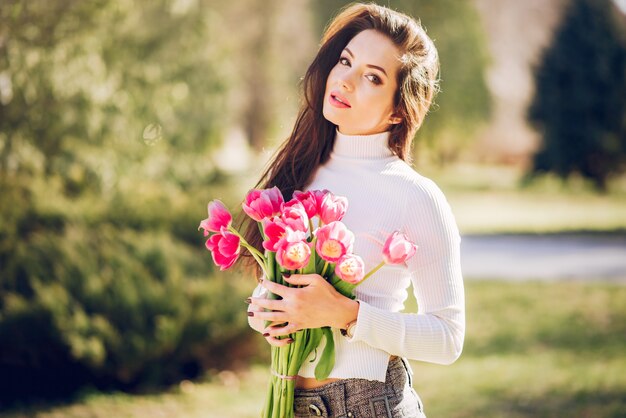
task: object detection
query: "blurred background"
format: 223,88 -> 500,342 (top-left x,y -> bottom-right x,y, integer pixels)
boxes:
1,0 -> 625,417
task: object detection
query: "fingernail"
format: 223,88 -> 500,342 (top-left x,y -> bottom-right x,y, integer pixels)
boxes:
283,273 -> 291,278
247,312 -> 254,317
286,338 -> 294,344
245,298 -> 251,304
262,333 -> 270,337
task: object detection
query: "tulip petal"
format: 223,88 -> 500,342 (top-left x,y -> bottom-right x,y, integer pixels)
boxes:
382,231 -> 417,264
205,200 -> 233,232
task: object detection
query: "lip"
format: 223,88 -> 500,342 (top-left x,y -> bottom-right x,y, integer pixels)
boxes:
329,91 -> 351,108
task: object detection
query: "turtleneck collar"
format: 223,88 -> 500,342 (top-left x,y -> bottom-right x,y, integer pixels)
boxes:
331,128 -> 395,160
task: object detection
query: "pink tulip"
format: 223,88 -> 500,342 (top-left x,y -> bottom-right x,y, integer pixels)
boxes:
312,189 -> 330,214
275,228 -> 311,270
242,186 -> 284,222
315,221 -> 354,263
319,193 -> 348,225
198,200 -> 232,236
382,231 -> 417,264
205,227 -> 241,270
281,200 -> 309,232
293,190 -> 327,218
293,190 -> 317,218
335,254 -> 365,284
262,216 -> 288,252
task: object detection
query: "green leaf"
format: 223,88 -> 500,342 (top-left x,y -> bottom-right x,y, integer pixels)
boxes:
314,327 -> 335,380
329,274 -> 356,299
315,255 -> 325,272
302,328 -> 323,364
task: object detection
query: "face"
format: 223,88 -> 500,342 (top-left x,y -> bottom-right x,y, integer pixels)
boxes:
323,29 -> 402,136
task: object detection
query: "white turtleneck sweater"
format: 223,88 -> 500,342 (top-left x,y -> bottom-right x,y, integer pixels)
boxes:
248,128 -> 465,382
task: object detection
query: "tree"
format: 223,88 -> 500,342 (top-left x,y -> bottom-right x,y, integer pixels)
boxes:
0,0 -> 258,403
527,0 -> 626,190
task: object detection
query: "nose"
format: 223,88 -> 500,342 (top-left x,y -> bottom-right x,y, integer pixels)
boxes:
338,71 -> 354,92
339,77 -> 352,91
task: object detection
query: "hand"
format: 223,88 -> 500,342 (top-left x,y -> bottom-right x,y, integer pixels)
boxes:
248,274 -> 359,346
246,283 -> 289,347
246,284 -> 269,333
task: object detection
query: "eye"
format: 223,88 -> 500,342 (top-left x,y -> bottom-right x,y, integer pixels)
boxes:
339,56 -> 350,66
367,74 -> 382,85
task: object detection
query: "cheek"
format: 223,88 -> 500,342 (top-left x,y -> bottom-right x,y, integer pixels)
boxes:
360,88 -> 394,116
326,65 -> 341,89
325,72 -> 332,92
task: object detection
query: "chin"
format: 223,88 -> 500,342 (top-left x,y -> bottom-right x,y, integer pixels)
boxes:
322,107 -> 340,126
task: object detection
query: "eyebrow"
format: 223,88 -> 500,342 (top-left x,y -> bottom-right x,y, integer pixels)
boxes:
344,48 -> 388,78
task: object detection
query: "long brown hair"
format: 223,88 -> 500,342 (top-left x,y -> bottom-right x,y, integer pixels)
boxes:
237,2 -> 440,273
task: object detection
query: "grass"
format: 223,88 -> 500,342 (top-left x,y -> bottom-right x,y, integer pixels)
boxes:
4,280 -> 626,418
413,280 -> 626,418
419,164 -> 626,234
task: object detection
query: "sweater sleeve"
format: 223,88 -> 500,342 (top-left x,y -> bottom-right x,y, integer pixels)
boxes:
347,177 -> 465,365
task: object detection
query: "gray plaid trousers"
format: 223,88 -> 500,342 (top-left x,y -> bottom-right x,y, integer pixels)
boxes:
293,356 -> 426,418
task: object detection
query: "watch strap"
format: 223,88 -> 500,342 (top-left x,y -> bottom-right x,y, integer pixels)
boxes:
340,319 -> 357,338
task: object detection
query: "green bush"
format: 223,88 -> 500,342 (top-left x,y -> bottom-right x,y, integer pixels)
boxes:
0,5 -> 249,400
0,181 -> 259,404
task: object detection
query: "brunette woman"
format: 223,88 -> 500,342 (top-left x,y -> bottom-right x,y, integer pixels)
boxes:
245,3 -> 465,417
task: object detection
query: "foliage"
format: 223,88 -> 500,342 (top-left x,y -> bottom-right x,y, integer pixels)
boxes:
527,0 -> 626,190
0,150 -> 258,405
0,0 -> 257,404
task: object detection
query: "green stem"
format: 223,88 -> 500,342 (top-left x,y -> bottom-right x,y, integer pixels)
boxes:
240,239 -> 265,260
279,344 -> 289,418
228,225 -> 265,259
224,225 -> 268,277
360,261 -> 386,284
263,347 -> 274,417
286,336 -> 297,417
321,261 -> 329,277
273,376 -> 280,418
241,243 -> 268,278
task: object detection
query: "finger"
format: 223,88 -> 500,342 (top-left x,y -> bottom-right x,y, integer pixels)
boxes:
260,278 -> 292,297
283,273 -> 322,286
249,297 -> 283,311
250,310 -> 288,323
264,335 -> 293,347
264,322 -> 298,338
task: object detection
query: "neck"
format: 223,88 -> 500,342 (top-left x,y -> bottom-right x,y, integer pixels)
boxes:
332,128 -> 394,160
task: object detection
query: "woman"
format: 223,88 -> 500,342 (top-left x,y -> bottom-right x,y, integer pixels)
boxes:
244,3 -> 465,417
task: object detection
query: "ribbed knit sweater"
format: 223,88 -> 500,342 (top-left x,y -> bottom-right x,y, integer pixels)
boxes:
248,128 -> 465,382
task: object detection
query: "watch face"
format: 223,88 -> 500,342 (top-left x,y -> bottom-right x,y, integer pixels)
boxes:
346,323 -> 355,338
342,320 -> 357,338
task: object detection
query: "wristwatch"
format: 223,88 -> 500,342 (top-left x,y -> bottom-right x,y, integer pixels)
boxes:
340,319 -> 357,338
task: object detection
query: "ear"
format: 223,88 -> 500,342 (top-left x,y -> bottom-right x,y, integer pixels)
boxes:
388,114 -> 402,125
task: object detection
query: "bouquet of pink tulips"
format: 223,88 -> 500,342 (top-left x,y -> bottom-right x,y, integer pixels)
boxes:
199,187 -> 417,418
